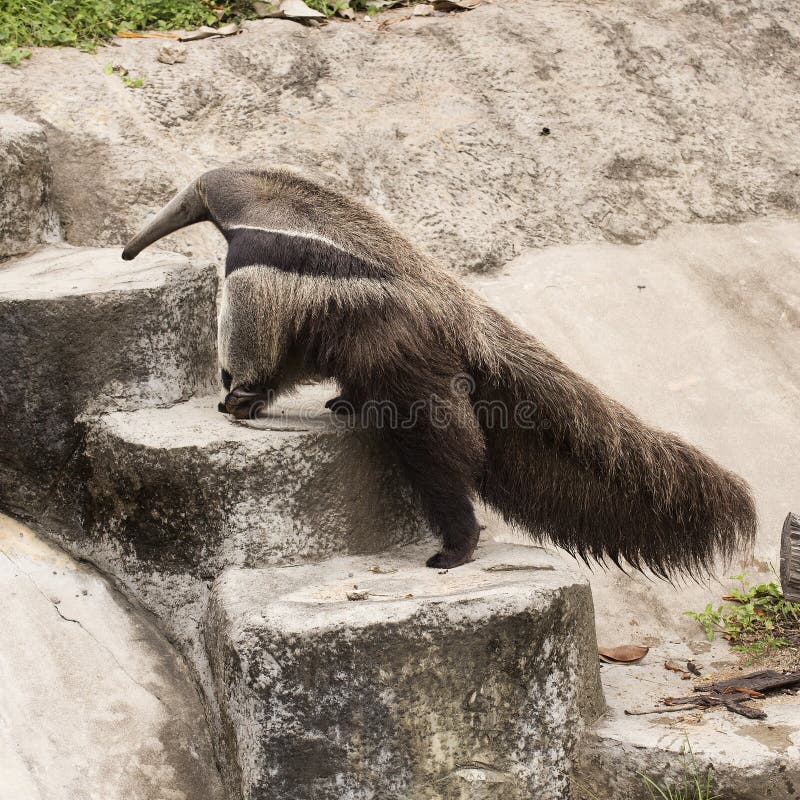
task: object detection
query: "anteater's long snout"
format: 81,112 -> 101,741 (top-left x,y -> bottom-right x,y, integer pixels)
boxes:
121,180 -> 209,260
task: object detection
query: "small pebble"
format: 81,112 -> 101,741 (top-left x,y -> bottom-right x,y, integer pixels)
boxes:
157,44 -> 187,65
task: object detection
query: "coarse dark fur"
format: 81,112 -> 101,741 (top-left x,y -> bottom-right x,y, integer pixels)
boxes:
122,167 -> 757,573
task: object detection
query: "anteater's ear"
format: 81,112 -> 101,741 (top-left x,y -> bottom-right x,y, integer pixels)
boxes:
121,177 -> 210,260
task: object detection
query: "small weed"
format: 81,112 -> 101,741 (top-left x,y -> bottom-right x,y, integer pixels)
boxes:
305,0 -> 383,14
0,1 -> 253,65
104,62 -> 146,88
685,573 -> 800,657
577,741 -> 718,800
639,742 -> 718,800
0,43 -> 32,65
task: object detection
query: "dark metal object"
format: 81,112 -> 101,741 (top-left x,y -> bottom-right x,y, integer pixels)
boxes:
780,512 -> 800,603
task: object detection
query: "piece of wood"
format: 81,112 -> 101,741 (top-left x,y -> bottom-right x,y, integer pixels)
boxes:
624,706 -> 693,716
663,693 -> 767,719
780,512 -> 800,602
695,670 -> 800,696
661,669 -> 800,720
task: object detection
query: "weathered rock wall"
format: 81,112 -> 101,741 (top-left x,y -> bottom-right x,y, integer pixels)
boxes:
1,0 -> 798,271
0,114 -> 59,257
0,513 -> 226,800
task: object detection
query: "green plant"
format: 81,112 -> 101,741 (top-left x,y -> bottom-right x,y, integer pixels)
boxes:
577,742 -> 718,800
0,0 -> 402,65
685,573 -> 800,657
104,62 -> 146,87
0,1 -> 254,64
0,43 -> 32,65
638,741 -> 719,800
640,769 -> 717,800
303,0 -> 387,14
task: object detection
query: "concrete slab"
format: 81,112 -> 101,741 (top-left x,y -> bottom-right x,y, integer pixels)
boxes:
573,643 -> 800,800
0,512 -> 224,800
205,541 -> 604,800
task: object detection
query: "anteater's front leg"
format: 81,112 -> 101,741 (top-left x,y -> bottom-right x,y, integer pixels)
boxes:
217,269 -> 295,419
219,371 -> 277,420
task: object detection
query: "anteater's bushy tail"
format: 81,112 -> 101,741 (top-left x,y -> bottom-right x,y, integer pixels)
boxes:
473,309 -> 756,577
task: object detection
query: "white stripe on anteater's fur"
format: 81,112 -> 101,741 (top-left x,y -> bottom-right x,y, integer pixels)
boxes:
122,167 -> 756,572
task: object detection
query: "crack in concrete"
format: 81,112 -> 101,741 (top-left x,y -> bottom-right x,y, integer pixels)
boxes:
0,547 -> 166,706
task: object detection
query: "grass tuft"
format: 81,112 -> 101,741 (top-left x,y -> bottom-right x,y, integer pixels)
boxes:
0,0 -> 393,65
577,741 -> 718,800
1,1 -> 253,64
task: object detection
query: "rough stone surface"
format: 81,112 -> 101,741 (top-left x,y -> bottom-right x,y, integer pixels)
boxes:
205,541 -> 604,800
0,114 -> 59,258
1,1 -> 799,270
67,387 -> 429,655
572,643 -> 800,800
0,246 -> 218,525
0,512 -> 225,800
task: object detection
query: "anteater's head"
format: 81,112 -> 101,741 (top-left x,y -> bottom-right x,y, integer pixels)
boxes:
121,167 -> 314,260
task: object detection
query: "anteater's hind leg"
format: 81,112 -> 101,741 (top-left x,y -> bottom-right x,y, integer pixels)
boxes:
325,392 -> 358,416
387,394 -> 486,569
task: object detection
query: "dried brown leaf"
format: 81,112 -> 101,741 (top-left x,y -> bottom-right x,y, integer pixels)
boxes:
179,23 -> 239,41
432,0 -> 480,9
598,644 -> 649,664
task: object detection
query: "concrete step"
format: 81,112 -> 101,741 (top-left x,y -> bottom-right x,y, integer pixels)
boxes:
0,245 -> 218,525
572,644 -> 800,800
0,114 -> 60,259
55,388 -> 430,656
205,541 -> 605,800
